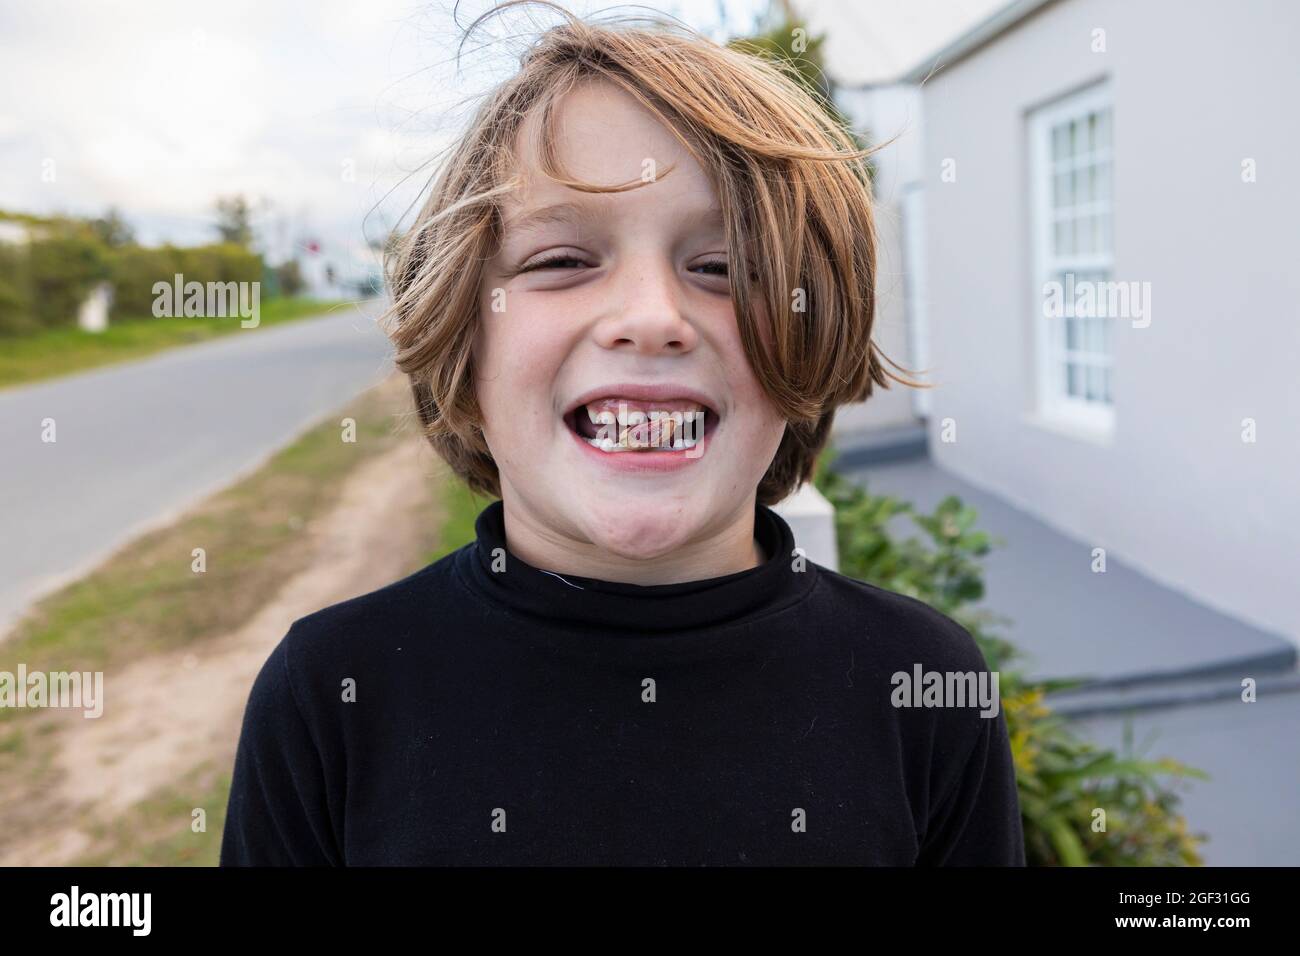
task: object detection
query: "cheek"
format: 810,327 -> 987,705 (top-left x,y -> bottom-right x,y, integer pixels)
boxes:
718,299 -> 778,415
709,301 -> 787,462
474,301 -> 568,451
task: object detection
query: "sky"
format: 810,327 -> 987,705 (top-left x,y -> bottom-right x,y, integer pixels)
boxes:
0,0 -> 990,273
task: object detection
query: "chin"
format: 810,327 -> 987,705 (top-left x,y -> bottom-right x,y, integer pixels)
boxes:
577,504 -> 704,562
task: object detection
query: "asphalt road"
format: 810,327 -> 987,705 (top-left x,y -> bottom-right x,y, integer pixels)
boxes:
0,301 -> 396,634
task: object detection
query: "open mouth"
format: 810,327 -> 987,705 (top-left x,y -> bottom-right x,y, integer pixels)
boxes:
562,396 -> 717,453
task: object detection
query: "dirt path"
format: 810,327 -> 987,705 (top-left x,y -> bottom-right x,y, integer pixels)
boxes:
0,436 -> 444,865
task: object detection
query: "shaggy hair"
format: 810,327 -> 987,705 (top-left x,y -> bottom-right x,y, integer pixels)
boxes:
383,0 -> 924,506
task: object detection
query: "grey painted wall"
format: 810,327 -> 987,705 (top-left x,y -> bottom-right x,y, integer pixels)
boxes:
915,0 -> 1299,643
833,84 -> 927,434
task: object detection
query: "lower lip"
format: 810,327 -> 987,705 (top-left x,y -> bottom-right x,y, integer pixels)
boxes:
566,419 -> 715,473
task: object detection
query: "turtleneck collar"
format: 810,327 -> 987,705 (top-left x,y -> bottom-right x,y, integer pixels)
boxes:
455,499 -> 820,635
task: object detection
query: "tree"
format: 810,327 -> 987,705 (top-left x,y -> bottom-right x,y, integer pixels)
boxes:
213,195 -> 255,248
89,207 -> 135,248
728,10 -> 875,179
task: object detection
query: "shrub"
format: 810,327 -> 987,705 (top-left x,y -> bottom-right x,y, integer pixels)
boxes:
0,243 -> 37,335
814,448 -> 1207,865
275,260 -> 305,297
105,244 -> 182,318
106,242 -> 264,319
0,209 -> 270,334
27,224 -> 110,329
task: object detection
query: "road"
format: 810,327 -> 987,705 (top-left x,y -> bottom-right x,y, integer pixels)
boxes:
0,301 -> 396,634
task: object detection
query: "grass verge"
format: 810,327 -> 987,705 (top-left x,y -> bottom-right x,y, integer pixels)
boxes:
0,297 -> 352,390
427,475 -> 494,564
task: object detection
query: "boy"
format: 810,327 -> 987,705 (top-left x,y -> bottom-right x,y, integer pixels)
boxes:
220,6 -> 1025,866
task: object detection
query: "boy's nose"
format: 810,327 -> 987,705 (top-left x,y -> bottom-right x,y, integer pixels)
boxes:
592,257 -> 699,355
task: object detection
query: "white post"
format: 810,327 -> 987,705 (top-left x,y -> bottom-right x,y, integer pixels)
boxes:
771,481 -> 839,572
77,282 -> 113,333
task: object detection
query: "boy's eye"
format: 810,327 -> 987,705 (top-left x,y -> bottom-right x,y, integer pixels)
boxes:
520,254 -> 588,272
692,260 -> 729,277
515,255 -> 731,278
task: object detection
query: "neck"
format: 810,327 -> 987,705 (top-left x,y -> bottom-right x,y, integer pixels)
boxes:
498,496 -> 765,586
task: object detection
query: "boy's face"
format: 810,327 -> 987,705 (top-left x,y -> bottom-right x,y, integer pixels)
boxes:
475,78 -> 786,563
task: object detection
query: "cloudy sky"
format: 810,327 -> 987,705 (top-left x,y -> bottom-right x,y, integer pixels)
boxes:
0,0 -> 986,268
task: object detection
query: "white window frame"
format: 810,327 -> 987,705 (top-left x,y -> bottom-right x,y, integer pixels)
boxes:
1028,81 -> 1115,437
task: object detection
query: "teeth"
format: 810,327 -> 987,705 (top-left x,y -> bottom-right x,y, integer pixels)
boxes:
584,434 -> 699,453
576,400 -> 709,453
583,426 -> 700,453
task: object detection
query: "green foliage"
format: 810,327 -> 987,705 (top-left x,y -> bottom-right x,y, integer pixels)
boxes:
0,243 -> 37,335
213,195 -> 255,247
275,259 -> 305,297
105,242 -> 263,319
27,222 -> 111,330
102,244 -> 175,318
814,447 -> 1208,866
88,207 -> 135,248
0,205 -> 268,335
730,19 -> 832,100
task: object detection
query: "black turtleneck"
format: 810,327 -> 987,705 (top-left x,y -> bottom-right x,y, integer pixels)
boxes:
221,499 -> 1024,866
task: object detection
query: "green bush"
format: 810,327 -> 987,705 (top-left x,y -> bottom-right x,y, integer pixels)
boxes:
104,244 -> 180,318
27,225 -> 110,329
0,208 -> 269,335
274,260 -> 305,297
107,242 -> 263,319
0,243 -> 37,335
814,448 -> 1207,865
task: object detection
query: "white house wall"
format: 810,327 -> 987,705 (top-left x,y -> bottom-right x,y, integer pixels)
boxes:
917,0 -> 1300,642
833,84 -> 927,433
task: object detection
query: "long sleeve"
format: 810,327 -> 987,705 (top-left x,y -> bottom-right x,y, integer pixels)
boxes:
916,702 -> 1026,866
220,634 -> 343,866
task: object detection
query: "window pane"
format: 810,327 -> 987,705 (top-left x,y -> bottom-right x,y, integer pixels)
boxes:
1054,219 -> 1072,256
1054,171 -> 1071,208
1095,162 -> 1111,201
1086,317 -> 1104,354
1078,215 -> 1094,254
1086,364 -> 1104,402
1036,93 -> 1114,413
1052,123 -> 1068,161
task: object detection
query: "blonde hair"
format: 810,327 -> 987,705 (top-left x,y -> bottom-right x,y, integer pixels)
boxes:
383,0 -> 924,506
